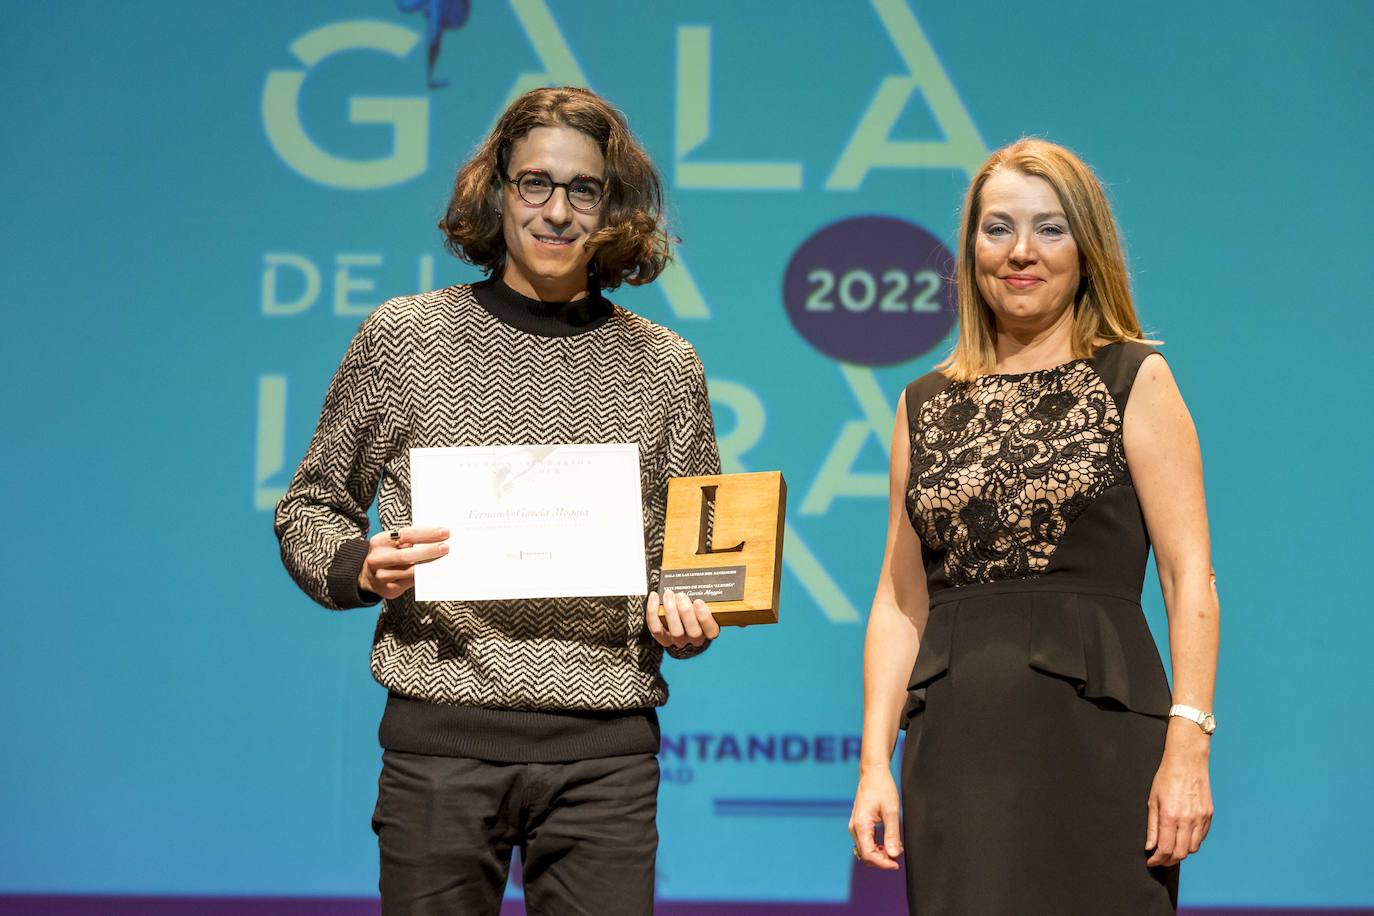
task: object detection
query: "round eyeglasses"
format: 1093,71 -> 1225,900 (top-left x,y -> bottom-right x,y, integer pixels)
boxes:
503,169 -> 605,211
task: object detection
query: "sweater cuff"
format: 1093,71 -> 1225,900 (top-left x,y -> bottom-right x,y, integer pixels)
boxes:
327,538 -> 382,609
666,640 -> 711,660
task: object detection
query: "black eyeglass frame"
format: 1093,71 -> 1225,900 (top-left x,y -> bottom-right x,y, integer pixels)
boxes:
501,168 -> 606,212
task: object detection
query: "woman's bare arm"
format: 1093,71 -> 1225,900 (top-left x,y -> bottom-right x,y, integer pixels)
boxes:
850,390 -> 931,870
1124,354 -> 1220,867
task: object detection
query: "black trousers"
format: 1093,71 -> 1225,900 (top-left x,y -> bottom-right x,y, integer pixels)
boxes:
372,749 -> 659,915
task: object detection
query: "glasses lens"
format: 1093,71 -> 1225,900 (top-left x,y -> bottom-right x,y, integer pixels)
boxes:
517,172 -> 553,205
567,178 -> 604,210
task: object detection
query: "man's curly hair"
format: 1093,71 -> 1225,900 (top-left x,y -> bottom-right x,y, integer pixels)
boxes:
438,87 -> 672,289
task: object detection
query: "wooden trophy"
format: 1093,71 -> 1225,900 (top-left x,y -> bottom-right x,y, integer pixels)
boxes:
658,471 -> 786,626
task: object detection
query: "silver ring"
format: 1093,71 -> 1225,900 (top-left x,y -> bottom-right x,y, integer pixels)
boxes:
388,528 -> 401,542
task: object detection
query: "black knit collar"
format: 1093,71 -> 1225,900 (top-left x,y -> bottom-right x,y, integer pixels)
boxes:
471,275 -> 614,338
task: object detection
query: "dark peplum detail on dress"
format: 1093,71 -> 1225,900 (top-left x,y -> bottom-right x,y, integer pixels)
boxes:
898,341 -> 1178,915
904,581 -> 1172,724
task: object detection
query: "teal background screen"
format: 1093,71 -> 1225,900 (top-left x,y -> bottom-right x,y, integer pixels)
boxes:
3,1 -> 1372,907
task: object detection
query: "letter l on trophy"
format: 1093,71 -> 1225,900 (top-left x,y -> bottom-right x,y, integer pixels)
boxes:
658,471 -> 786,626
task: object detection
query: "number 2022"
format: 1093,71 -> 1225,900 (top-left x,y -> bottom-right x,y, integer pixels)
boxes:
805,269 -> 942,313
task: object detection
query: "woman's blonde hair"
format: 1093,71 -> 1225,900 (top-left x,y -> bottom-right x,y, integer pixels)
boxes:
938,138 -> 1155,380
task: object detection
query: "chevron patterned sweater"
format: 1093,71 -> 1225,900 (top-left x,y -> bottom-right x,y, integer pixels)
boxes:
275,279 -> 721,761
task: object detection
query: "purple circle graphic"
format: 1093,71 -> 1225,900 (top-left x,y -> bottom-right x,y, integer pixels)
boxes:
783,215 -> 956,366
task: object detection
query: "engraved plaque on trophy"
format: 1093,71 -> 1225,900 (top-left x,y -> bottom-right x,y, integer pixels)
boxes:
658,471 -> 786,626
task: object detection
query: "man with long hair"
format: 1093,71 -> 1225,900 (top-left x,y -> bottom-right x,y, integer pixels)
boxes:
276,87 -> 722,915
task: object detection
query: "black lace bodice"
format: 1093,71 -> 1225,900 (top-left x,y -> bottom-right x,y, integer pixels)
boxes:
904,345 -> 1151,588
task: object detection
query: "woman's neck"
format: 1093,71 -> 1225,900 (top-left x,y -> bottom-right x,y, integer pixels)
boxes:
993,307 -> 1077,374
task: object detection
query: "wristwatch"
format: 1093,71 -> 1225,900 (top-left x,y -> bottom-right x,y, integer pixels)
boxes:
1168,704 -> 1217,735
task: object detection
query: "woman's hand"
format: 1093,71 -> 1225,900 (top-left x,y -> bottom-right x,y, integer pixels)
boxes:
645,588 -> 720,650
358,526 -> 450,599
849,766 -> 903,870
1145,719 -> 1214,866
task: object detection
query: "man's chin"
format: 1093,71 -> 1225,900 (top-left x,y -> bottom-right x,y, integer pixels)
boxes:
529,255 -> 589,280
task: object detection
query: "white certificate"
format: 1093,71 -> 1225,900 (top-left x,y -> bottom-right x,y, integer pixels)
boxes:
409,443 -> 648,601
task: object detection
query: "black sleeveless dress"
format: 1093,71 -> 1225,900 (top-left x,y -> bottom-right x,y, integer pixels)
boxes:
900,341 -> 1179,914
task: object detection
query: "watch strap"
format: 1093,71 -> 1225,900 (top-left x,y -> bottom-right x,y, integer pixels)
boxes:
1168,703 -> 1217,734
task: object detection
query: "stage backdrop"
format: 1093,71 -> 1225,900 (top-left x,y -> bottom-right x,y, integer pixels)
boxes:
3,1 -> 1372,911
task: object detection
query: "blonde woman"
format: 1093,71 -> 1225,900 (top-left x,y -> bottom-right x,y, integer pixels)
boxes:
849,139 -> 1218,914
